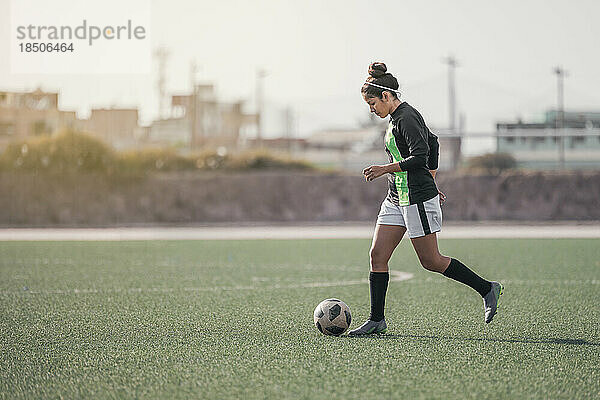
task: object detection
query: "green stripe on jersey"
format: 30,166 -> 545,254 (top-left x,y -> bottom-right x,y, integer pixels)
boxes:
385,122 -> 409,206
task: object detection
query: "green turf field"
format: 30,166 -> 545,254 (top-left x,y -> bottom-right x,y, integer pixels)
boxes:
1,239 -> 599,399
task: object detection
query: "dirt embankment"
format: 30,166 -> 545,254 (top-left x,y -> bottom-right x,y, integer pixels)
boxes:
1,171 -> 599,227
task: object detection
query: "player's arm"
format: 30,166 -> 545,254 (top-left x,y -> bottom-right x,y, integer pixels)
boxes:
363,162 -> 399,181
428,132 -> 439,178
397,114 -> 429,171
363,116 -> 428,181
427,131 -> 439,171
426,132 -> 446,204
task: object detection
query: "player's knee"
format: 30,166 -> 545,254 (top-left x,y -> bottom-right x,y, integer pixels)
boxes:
369,247 -> 388,271
419,256 -> 443,272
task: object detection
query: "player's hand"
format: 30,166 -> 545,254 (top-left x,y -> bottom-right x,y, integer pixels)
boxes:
438,189 -> 447,205
363,165 -> 386,182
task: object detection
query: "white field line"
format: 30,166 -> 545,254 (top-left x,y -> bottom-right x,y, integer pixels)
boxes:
3,272 -> 599,297
1,271 -> 414,296
0,224 -> 599,240
495,279 -> 600,285
411,276 -> 600,285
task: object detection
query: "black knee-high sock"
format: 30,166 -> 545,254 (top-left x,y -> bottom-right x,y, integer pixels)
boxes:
369,271 -> 389,322
442,258 -> 492,297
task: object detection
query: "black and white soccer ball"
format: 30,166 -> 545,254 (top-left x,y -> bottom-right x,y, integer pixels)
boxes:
313,298 -> 351,336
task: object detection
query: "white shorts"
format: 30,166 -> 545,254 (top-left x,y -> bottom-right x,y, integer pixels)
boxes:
376,195 -> 442,238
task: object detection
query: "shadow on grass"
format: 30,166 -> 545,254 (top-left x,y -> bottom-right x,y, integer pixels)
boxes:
345,334 -> 600,346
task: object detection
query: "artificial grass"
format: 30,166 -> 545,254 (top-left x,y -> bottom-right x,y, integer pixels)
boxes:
1,239 -> 599,399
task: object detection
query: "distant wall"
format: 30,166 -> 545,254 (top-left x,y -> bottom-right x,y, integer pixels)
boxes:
436,171 -> 600,221
1,171 -> 599,226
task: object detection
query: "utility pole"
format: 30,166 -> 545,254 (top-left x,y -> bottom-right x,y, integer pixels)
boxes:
190,60 -> 198,149
443,55 -> 462,168
443,55 -> 458,133
154,47 -> 169,119
255,69 -> 267,147
284,106 -> 293,152
554,66 -> 567,169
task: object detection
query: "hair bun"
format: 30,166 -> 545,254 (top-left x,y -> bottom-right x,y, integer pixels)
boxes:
368,62 -> 387,78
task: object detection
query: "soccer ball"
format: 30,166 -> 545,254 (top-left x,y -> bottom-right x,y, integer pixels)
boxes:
313,298 -> 351,336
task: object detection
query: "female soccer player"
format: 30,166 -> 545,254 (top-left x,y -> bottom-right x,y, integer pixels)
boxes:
348,62 -> 503,336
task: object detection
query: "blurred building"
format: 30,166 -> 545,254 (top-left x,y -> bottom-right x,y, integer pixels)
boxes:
0,88 -> 142,150
147,84 -> 258,148
244,137 -> 307,150
79,108 -> 142,149
302,125 -> 461,172
431,129 -> 462,171
496,110 -> 600,169
0,88 -> 78,149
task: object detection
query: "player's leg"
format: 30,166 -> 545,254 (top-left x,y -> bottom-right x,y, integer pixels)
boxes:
348,223 -> 405,336
370,223 -> 407,272
406,195 -> 502,323
369,223 -> 406,320
410,232 -> 503,323
409,232 -> 450,273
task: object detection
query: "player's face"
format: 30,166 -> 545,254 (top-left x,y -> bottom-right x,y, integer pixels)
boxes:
363,92 -> 392,118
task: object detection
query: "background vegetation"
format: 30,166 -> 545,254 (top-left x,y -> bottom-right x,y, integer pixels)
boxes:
0,130 -> 314,175
466,152 -> 517,174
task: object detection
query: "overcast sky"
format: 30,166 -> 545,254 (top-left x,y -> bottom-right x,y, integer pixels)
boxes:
1,0 -> 599,140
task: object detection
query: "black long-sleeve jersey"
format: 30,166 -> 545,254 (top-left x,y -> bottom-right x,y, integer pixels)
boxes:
384,102 -> 439,206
